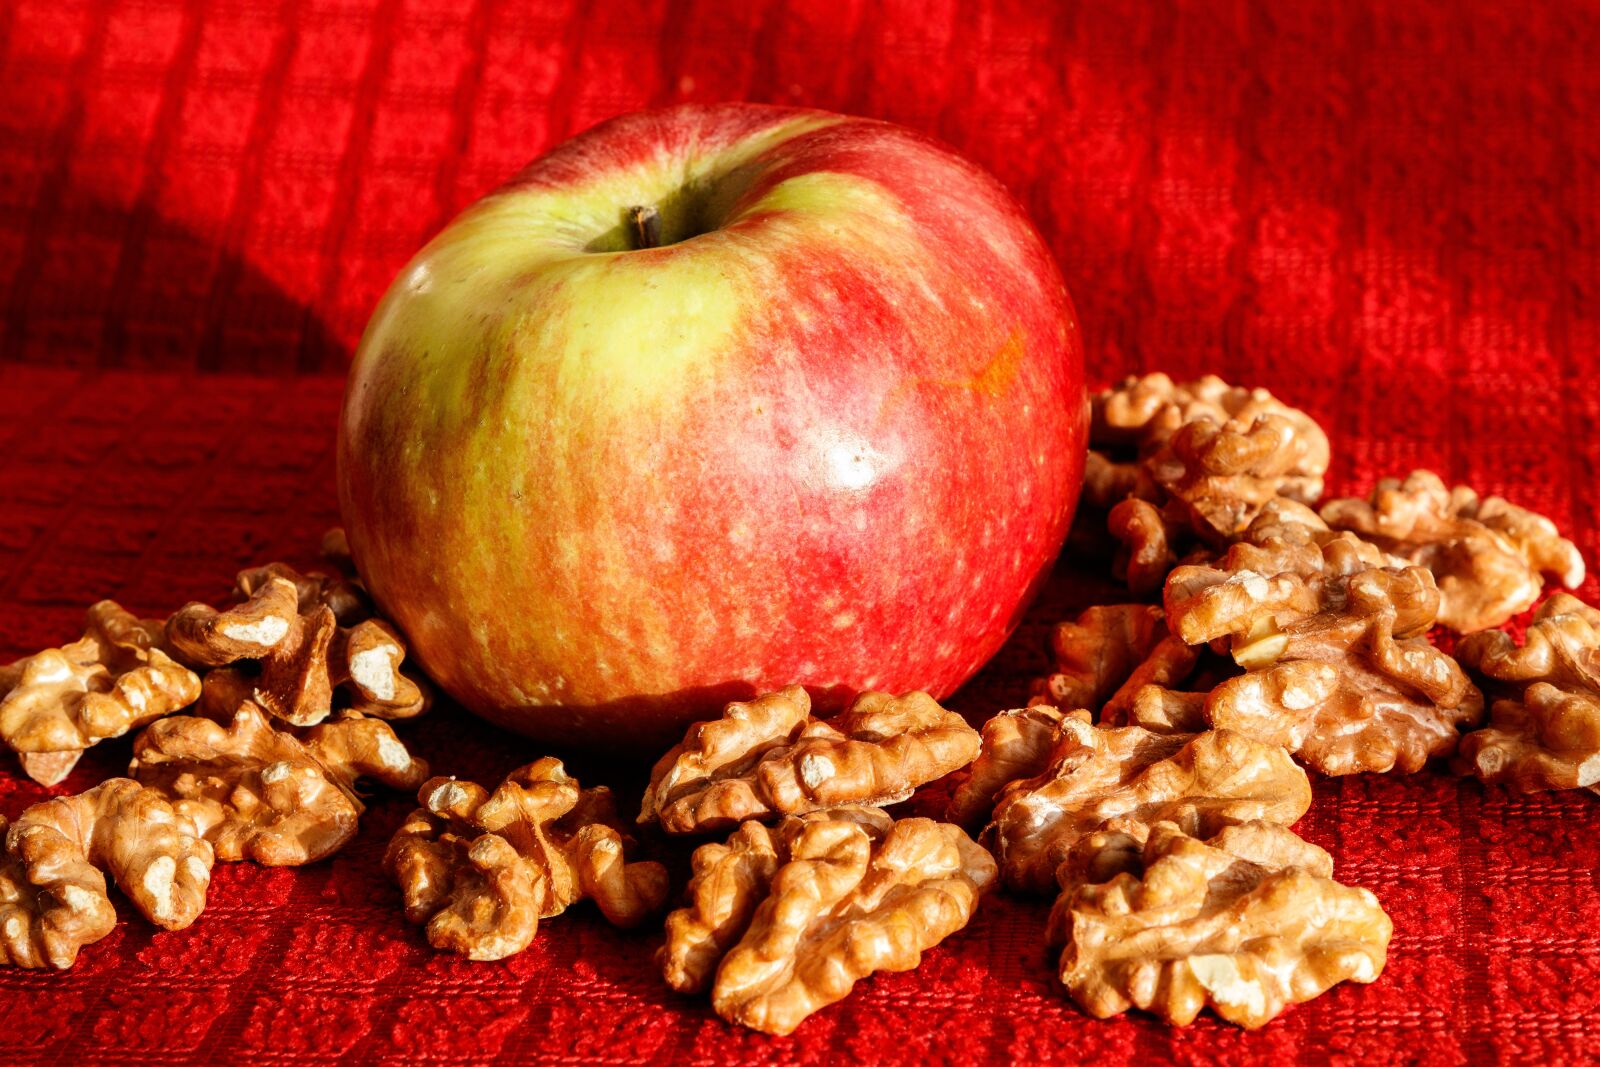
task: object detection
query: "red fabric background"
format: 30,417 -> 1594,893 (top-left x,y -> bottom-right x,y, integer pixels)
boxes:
3,1 -> 1600,1063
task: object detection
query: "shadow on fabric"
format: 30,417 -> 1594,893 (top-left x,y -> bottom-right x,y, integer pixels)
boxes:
2,194 -> 344,375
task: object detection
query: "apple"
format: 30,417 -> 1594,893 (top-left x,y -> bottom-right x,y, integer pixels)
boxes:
337,103 -> 1086,749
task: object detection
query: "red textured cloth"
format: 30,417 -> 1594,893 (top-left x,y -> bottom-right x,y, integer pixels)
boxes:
3,1 -> 1599,1063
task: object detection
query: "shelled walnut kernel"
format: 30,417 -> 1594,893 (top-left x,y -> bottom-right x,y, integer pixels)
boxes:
660,807 -> 996,1036
640,686 -> 979,834
1052,821 -> 1391,1029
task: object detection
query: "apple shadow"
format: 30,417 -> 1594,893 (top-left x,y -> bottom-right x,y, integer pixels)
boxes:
461,677 -> 869,760
1,192 -> 344,374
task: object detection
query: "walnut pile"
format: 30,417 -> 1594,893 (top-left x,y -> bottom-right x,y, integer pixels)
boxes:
386,757 -> 669,961
1163,503 -> 1485,774
0,601 -> 202,786
1454,593 -> 1600,793
131,702 -> 430,865
1081,373 -> 1584,633
1322,470 -> 1585,632
1051,821 -> 1391,1028
0,529 -> 443,971
2,779 -> 214,970
0,530 -> 445,973
1006,373 -> 1600,1026
659,806 -> 997,1036
0,536 -> 430,791
986,717 -> 1311,894
167,563 -> 429,726
638,686 -> 980,834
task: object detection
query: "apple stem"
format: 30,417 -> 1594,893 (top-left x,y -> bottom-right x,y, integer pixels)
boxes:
630,205 -> 662,250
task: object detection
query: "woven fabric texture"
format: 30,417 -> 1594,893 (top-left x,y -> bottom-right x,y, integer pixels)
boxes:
3,1 -> 1600,1063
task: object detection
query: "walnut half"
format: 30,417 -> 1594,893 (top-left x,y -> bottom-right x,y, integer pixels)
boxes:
1,601 -> 201,786
2,779 -> 215,970
1322,470 -> 1586,632
660,807 -> 997,1036
1053,821 -> 1391,1028
987,720 -> 1312,895
639,686 -> 980,835
1455,593 -> 1600,793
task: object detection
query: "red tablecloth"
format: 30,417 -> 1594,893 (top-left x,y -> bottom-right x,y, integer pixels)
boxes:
3,1 -> 1600,1063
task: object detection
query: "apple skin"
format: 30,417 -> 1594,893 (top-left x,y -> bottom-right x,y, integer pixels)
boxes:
338,103 -> 1086,750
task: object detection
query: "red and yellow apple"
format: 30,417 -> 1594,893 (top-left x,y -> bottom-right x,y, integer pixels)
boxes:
337,103 -> 1086,749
